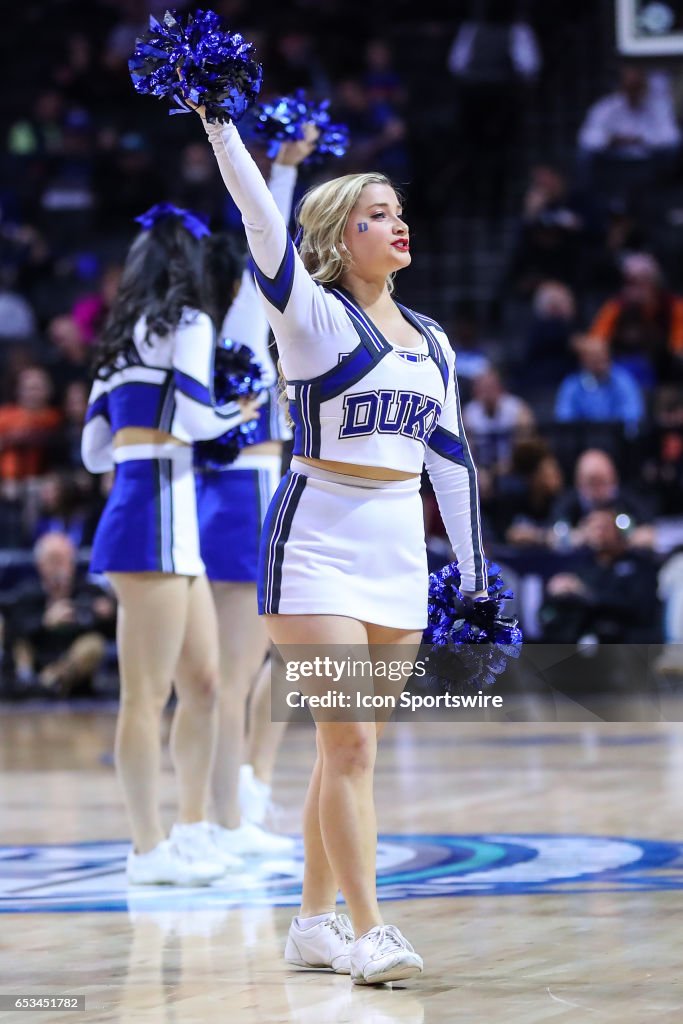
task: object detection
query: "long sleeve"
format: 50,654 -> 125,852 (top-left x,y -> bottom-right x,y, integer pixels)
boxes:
203,120 -> 347,352
172,309 -> 245,440
221,162 -> 298,385
424,345 -> 487,592
81,379 -> 113,473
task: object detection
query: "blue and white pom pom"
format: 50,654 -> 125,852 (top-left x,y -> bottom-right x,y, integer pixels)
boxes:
251,90 -> 349,163
421,559 -> 523,689
193,340 -> 266,470
129,8 -> 262,124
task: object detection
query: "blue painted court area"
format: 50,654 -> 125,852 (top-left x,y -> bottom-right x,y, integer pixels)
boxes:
2,833 -> 682,913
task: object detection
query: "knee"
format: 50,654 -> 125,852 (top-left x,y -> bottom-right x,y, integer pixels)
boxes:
321,729 -> 376,776
119,682 -> 171,718
177,665 -> 218,713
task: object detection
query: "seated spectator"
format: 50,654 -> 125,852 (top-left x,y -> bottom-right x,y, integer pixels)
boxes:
31,471 -> 100,548
45,314 -> 90,388
463,368 -> 535,478
589,252 -> 683,387
70,263 -> 121,344
333,78 -> 409,182
492,438 -> 565,547
447,301 -> 491,404
363,39 -> 406,108
4,531 -> 115,696
0,366 -> 62,481
578,64 -> 680,161
551,448 -> 655,546
555,334 -> 644,427
539,507 -> 662,644
506,166 -> 589,296
518,281 -> 578,408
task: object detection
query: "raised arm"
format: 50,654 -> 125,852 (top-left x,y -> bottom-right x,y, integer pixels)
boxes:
203,119 -> 346,348
221,161 -> 298,383
424,344 -> 487,594
81,379 -> 113,473
172,309 -> 252,440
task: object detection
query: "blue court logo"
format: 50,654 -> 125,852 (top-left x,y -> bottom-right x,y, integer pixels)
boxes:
2,834 -> 682,913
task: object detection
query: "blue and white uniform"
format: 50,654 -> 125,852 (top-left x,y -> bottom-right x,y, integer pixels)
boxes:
82,309 -> 244,576
205,121 -> 485,628
195,163 -> 294,583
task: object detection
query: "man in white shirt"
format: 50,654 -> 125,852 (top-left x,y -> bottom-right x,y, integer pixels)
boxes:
578,64 -> 680,159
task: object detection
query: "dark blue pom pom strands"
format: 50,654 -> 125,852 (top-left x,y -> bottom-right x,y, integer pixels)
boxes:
129,9 -> 262,124
193,340 -> 266,471
251,90 -> 349,164
422,559 -> 523,690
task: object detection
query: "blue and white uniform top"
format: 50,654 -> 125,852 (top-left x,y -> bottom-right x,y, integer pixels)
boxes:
204,121 -> 486,592
216,162 -> 294,450
81,308 -> 244,473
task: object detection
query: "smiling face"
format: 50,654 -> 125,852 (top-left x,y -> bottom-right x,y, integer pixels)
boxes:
341,183 -> 410,283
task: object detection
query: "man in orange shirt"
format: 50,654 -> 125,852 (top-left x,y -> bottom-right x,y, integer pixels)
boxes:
589,252 -> 683,387
0,366 -> 62,480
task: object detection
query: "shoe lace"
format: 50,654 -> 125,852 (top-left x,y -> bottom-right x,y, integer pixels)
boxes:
372,924 -> 413,954
326,913 -> 354,943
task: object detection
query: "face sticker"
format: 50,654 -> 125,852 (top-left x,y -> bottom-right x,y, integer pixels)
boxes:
357,222 -> 369,233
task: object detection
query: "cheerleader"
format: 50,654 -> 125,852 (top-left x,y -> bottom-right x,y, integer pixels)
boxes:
82,205 -> 260,885
194,105 -> 487,984
177,134 -> 318,858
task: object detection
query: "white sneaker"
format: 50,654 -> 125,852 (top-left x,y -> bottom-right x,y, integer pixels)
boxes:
285,913 -> 354,973
209,820 -> 295,857
239,764 -> 272,825
126,838 -> 225,886
169,821 -> 243,872
350,925 -> 423,985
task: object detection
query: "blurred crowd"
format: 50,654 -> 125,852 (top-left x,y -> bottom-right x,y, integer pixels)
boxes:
2,0 -> 683,697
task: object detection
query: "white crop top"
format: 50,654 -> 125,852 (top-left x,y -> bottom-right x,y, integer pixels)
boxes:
81,308 -> 244,474
203,120 -> 486,590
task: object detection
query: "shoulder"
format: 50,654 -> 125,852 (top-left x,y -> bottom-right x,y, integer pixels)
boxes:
178,307 -> 213,331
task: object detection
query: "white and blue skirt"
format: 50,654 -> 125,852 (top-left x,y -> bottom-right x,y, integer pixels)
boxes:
257,458 -> 428,629
90,443 -> 204,577
196,452 -> 282,583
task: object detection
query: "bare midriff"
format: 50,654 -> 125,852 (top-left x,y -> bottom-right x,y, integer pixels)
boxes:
296,456 -> 419,481
113,427 -> 187,448
247,440 -> 282,455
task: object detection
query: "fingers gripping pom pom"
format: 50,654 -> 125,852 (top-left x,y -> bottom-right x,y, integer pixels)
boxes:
251,90 -> 350,164
421,559 -> 523,689
193,340 -> 266,470
129,9 -> 262,124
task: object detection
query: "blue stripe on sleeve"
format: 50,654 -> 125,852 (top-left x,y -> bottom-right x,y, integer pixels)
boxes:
85,393 -> 109,425
427,425 -> 466,465
174,369 -> 212,406
249,235 -> 296,314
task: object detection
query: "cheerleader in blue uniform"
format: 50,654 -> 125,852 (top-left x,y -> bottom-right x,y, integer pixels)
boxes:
177,133 -> 318,859
193,99 -> 487,983
82,206 -> 260,886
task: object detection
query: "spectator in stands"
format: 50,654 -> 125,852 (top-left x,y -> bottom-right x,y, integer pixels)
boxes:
539,507 -> 662,643
518,281 -> 578,408
551,448 -> 655,546
70,263 -> 122,344
555,334 -> 645,427
463,368 -> 535,477
578,65 -> 680,161
31,471 -> 99,548
492,437 -> 565,546
6,89 -> 65,159
506,166 -> 589,296
363,39 -> 406,108
268,27 -> 331,95
4,531 -> 115,696
0,366 -> 62,481
46,314 -> 90,389
589,252 -> 683,388
447,301 -> 491,404
333,77 -> 410,182
58,380 -> 88,471
172,142 -> 228,227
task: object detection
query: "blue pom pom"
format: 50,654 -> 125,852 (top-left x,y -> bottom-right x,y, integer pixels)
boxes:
422,558 -> 523,689
193,339 -> 266,470
129,8 -> 262,124
251,90 -> 349,164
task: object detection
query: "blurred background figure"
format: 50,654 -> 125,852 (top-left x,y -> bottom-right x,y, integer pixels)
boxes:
554,333 -> 645,427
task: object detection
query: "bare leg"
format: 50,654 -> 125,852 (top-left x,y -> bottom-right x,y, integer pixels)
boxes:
210,581 -> 269,828
170,574 -> 221,825
108,573 -> 190,853
246,656 -> 289,786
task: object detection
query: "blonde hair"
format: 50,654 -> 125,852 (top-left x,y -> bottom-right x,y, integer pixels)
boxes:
296,171 -> 401,291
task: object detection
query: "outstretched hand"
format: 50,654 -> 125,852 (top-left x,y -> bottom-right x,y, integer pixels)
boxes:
275,123 -> 320,166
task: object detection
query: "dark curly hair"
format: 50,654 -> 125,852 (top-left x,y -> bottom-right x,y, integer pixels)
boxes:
92,215 -> 215,378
